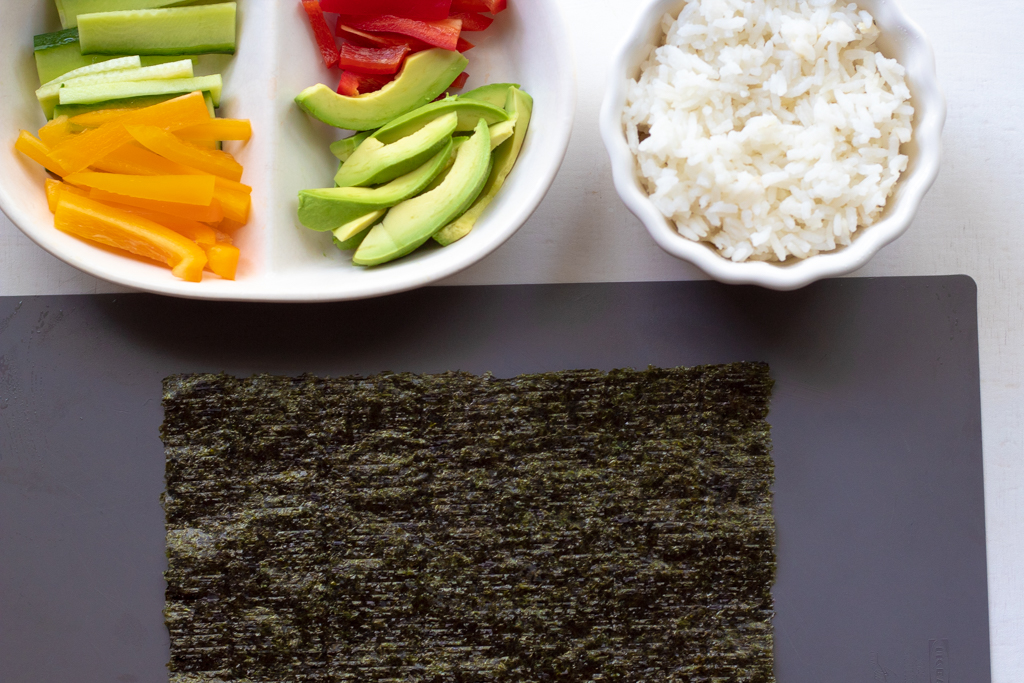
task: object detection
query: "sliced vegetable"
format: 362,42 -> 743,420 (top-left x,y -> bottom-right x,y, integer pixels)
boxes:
449,12 -> 493,31
37,116 -> 79,148
337,44 -> 411,75
98,203 -> 218,246
448,71 -> 470,90
435,86 -> 532,245
79,4 -> 237,55
48,91 -> 211,175
53,91 -> 214,120
338,15 -> 463,52
333,209 -> 386,244
450,0 -> 506,13
15,131 -> 67,176
296,49 -> 468,131
204,242 -> 240,280
59,74 -> 223,108
54,191 -> 208,281
64,171 -> 217,206
175,119 -> 253,142
336,71 -> 395,97
336,111 -> 457,187
125,124 -> 243,181
301,0 -> 339,68
88,188 -> 225,223
336,23 -> 432,53
320,0 -> 453,21
330,131 -> 373,161
56,0 -> 199,29
39,58 -> 194,118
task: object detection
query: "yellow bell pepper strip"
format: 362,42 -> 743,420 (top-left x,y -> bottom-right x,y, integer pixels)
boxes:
54,191 -> 208,282
88,188 -> 225,223
204,242 -> 240,280
38,116 -> 80,148
99,203 -> 218,247
15,131 -> 66,176
92,142 -> 196,176
125,124 -> 243,181
48,92 -> 211,175
176,119 -> 252,142
68,108 -> 136,128
91,143 -> 253,197
213,185 -> 251,223
45,179 -> 92,212
64,171 -> 217,206
216,218 -> 246,233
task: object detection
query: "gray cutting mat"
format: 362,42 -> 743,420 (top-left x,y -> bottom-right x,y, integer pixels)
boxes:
0,276 -> 988,683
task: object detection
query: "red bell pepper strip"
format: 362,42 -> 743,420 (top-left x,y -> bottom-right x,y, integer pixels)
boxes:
449,11 -> 492,31
450,0 -> 506,14
337,71 -> 395,96
337,44 -> 410,74
336,22 -> 433,52
301,0 -> 339,68
456,35 -> 474,52
321,0 -> 453,21
337,15 -> 463,51
449,71 -> 470,89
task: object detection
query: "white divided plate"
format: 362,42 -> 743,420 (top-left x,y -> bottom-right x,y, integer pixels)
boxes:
0,0 -> 576,301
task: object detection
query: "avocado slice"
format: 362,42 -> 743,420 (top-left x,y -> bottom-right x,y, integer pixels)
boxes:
373,97 -> 510,144
335,111 -> 458,188
435,87 -> 533,246
333,209 -> 386,247
461,83 -> 520,108
298,139 -> 454,232
488,119 -> 515,150
354,118 -> 492,266
330,131 -> 372,162
295,49 -> 467,131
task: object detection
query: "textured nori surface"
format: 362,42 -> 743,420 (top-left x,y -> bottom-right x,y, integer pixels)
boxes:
162,364 -> 775,682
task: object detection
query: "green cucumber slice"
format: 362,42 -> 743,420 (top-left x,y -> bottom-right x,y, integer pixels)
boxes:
56,0 -> 199,29
58,74 -> 223,107
38,58 -> 193,119
39,55 -> 141,88
78,3 -> 237,55
51,90 -> 215,119
33,29 -> 199,85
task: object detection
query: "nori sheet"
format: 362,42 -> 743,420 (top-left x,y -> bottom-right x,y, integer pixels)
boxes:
162,363 -> 775,683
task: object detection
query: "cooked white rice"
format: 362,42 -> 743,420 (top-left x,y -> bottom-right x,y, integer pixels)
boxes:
624,0 -> 914,262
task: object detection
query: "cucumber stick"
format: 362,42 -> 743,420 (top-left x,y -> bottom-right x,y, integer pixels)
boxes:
34,28 -> 198,85
78,3 -> 237,55
59,74 -> 223,107
37,59 -> 194,118
56,0 -> 199,29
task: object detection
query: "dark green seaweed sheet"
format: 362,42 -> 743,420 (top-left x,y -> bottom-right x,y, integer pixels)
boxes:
162,364 -> 775,683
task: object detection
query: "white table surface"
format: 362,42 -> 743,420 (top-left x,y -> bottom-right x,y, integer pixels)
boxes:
2,0 -> 1020,678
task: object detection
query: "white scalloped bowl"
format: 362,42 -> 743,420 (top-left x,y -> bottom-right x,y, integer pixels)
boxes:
0,0 -> 575,301
600,0 -> 945,291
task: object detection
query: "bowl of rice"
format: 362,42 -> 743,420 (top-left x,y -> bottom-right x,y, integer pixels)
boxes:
600,0 -> 945,290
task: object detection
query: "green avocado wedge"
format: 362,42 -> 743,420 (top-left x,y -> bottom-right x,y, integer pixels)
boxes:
330,131 -> 372,162
373,97 -> 510,144
435,87 -> 533,246
298,139 -> 454,232
296,49 -> 467,131
333,209 -> 386,247
335,111 -> 458,188
461,82 -> 520,108
354,118 -> 492,267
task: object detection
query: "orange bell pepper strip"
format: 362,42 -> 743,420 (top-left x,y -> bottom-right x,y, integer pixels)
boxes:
54,192 -> 208,282
88,188 -> 225,223
38,116 -> 80,148
45,179 -> 91,212
65,171 -> 217,206
176,119 -> 252,142
213,185 -> 251,223
92,142 -> 196,176
98,203 -> 217,247
92,143 -> 252,196
15,131 -> 66,176
204,242 -> 240,280
49,92 -> 211,175
68,108 -> 135,128
125,124 -> 243,182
